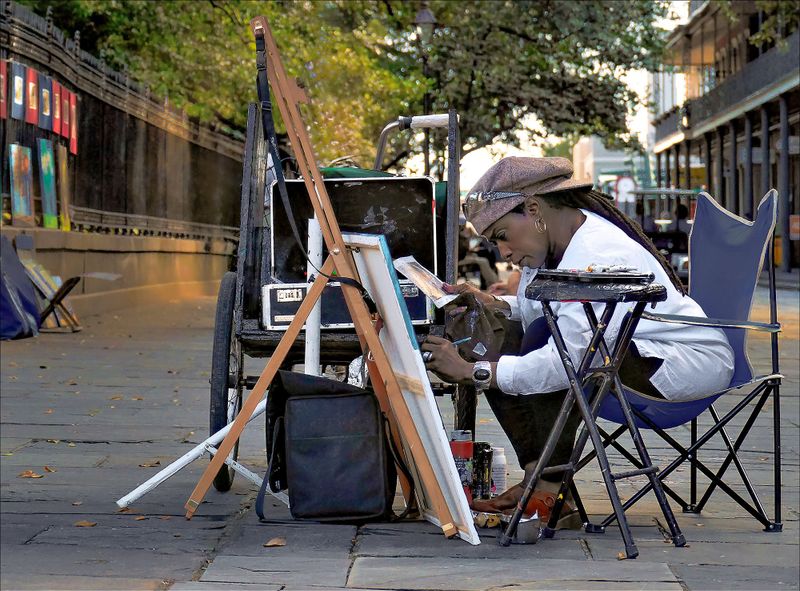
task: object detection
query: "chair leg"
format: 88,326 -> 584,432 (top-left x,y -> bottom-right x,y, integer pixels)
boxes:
694,403 -> 769,518
770,380 -> 783,532
684,417 -> 700,513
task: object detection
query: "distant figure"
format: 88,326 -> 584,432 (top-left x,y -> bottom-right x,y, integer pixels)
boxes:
635,201 -> 656,232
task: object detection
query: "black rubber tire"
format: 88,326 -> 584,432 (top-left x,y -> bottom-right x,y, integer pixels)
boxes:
210,272 -> 243,492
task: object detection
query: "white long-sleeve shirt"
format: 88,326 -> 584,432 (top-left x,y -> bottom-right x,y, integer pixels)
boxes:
495,210 -> 734,401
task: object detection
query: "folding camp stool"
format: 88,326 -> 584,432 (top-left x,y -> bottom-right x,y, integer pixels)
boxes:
498,270 -> 686,559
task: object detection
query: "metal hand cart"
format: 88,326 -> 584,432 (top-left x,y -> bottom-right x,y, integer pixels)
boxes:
208,107 -> 468,491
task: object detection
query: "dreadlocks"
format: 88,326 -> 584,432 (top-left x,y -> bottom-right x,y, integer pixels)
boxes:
519,189 -> 687,295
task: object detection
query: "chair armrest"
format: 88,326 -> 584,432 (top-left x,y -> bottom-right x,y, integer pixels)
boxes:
640,311 -> 781,333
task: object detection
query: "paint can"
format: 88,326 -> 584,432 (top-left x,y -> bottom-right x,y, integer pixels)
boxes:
491,446 -> 507,496
449,430 -> 473,499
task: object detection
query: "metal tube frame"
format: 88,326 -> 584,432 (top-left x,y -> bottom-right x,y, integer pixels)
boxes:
499,297 -> 684,559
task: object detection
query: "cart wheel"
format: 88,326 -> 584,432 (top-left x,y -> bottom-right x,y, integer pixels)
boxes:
210,272 -> 244,492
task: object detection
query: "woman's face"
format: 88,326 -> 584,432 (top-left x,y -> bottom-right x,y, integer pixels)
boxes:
483,200 -> 549,269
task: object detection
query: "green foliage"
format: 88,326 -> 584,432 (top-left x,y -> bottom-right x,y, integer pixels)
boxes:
20,0 -> 669,167
719,0 -> 800,50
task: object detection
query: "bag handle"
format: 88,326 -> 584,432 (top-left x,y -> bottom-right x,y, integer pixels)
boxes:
256,416 -> 284,521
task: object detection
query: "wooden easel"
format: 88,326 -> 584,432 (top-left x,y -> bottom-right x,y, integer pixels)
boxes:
184,15 -> 457,538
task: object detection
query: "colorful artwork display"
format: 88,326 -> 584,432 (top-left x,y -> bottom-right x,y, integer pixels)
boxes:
25,66 -> 38,125
52,80 -> 61,131
61,88 -> 70,139
69,91 -> 78,155
56,144 -> 71,232
9,145 -> 35,228
38,139 -> 58,229
38,73 -> 52,131
11,62 -> 25,120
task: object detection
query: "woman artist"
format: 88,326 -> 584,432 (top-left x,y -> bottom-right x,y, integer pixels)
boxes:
421,156 -> 734,524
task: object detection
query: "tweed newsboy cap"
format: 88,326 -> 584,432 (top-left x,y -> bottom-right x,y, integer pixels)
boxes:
465,156 -> 593,235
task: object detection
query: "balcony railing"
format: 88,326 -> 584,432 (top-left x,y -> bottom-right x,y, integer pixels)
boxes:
689,30 -> 799,125
654,30 -> 799,142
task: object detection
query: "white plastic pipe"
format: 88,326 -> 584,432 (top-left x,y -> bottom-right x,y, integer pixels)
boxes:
304,216 -> 323,376
409,113 -> 451,129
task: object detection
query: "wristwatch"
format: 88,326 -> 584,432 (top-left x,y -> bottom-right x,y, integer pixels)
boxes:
472,361 -> 492,392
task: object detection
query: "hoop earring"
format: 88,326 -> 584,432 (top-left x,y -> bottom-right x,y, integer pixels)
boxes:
535,216 -> 547,234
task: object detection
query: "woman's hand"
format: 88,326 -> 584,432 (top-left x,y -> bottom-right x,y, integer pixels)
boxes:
420,335 -> 473,385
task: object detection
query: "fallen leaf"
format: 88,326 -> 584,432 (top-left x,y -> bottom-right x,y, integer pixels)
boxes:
46,439 -> 60,444
617,551 -> 627,560
109,395 -> 123,401
134,516 -> 148,521
138,460 -> 161,468
74,520 -> 97,527
158,516 -> 172,520
695,523 -> 705,527
44,466 -> 57,473
18,470 -> 44,479
131,396 -> 144,401
9,376 -> 18,381
8,361 -> 18,367
263,537 -> 286,547
71,501 -> 83,506
67,442 -> 76,447
117,507 -> 133,513
67,379 -> 78,385
44,409 -> 54,414
87,409 -> 101,417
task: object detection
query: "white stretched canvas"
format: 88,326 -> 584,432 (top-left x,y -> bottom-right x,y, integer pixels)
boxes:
343,232 -> 480,545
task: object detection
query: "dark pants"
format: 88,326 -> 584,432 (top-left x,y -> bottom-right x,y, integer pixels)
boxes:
484,317 -> 664,481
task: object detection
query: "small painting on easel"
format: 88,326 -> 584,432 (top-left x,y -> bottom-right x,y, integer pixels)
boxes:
56,144 -> 71,231
38,139 -> 58,229
9,144 -> 35,228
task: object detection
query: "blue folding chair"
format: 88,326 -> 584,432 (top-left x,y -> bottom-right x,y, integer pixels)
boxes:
568,190 -> 783,533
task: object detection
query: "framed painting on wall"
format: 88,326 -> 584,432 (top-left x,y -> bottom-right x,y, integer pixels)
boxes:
38,73 -> 52,131
69,92 -> 78,155
56,144 -> 71,231
52,80 -> 61,131
60,88 -> 70,139
25,66 -> 38,125
9,144 -> 35,228
38,139 -> 58,229
11,62 -> 25,120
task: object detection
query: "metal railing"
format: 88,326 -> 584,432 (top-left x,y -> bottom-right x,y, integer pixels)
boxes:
69,206 -> 239,243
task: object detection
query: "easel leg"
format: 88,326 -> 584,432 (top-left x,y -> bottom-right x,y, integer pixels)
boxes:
184,258 -> 334,517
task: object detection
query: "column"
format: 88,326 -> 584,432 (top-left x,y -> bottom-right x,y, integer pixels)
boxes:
778,95 -> 790,272
729,120 -> 739,214
656,152 -> 663,187
761,106 -> 770,197
744,112 -> 753,219
704,133 -> 713,192
684,139 -> 692,190
665,149 -> 672,188
715,126 -> 725,203
673,144 -> 681,189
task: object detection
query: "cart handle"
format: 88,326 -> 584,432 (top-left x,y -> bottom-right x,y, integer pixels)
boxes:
374,113 -> 455,171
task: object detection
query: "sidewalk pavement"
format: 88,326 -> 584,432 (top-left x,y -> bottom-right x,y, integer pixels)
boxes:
1,287 -> 798,591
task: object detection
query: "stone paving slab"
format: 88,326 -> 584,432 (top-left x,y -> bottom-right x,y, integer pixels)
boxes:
200,555 -> 351,587
670,564 -> 800,591
219,521 -> 358,557
0,575 -> 165,591
346,556 -> 680,590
